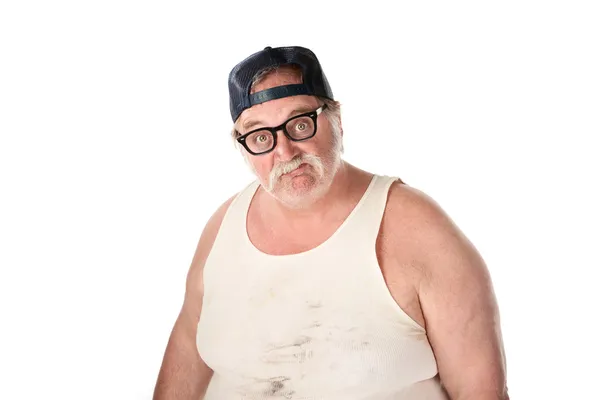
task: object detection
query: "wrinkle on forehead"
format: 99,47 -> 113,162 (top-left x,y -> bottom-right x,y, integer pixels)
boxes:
237,65 -> 317,131
239,96 -> 320,132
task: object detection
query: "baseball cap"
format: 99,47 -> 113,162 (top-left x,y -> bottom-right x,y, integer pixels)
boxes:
228,46 -> 334,122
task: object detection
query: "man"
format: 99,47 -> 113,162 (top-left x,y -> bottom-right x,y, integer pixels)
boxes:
153,46 -> 509,400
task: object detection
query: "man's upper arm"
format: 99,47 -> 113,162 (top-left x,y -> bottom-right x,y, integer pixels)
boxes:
153,194 -> 237,400
182,194 -> 237,328
393,185 -> 509,399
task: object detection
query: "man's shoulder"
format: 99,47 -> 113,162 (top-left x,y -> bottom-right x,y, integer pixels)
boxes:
207,179 -> 258,226
382,180 -> 484,276
207,192 -> 240,231
384,180 -> 449,229
187,191 -> 240,275
382,180 -> 465,255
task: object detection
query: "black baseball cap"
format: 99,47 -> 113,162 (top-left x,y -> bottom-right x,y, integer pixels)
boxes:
228,46 -> 334,122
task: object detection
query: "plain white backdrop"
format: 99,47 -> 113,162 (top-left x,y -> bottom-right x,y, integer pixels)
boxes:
1,1 -> 599,399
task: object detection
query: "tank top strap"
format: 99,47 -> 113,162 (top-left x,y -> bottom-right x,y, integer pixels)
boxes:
210,178 -> 260,252
341,174 -> 401,249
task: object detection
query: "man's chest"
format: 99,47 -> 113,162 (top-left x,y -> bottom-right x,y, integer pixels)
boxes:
246,206 -> 347,256
245,205 -> 426,329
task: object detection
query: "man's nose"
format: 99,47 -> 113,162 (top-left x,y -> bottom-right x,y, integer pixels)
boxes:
273,130 -> 298,161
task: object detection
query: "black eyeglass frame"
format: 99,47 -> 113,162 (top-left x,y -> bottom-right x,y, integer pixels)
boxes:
236,104 -> 328,156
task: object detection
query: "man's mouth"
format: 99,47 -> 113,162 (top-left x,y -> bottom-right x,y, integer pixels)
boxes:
282,163 -> 308,177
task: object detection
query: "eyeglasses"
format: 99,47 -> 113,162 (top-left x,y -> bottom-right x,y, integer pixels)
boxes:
236,104 -> 328,156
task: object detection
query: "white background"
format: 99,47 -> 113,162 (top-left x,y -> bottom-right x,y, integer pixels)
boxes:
1,1 -> 599,399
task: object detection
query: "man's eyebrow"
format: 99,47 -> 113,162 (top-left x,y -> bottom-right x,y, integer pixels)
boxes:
242,118 -> 261,131
241,106 -> 318,131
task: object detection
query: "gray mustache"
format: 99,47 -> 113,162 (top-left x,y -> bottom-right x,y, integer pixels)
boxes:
268,154 -> 323,191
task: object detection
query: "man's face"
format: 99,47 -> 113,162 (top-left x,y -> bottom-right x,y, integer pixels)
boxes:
236,68 -> 342,208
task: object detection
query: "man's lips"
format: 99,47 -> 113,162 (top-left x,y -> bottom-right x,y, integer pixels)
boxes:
282,163 -> 308,177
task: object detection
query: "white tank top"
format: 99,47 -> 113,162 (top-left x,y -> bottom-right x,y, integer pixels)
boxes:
197,174 -> 449,400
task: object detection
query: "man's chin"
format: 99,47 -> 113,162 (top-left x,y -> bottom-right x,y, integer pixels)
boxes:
275,172 -> 318,191
269,177 -> 330,207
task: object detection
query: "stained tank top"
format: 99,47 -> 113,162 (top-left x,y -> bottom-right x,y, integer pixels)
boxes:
197,174 -> 449,400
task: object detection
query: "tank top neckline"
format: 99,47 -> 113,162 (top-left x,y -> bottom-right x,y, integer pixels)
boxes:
242,174 -> 379,260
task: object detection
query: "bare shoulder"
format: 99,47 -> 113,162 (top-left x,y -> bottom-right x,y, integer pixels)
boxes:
385,180 -> 455,231
383,181 -> 479,271
185,193 -> 239,303
189,194 -> 238,271
381,181 -> 454,262
383,180 -> 494,300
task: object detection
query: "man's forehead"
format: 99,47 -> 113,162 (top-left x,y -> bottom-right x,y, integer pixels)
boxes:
238,96 -> 320,130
